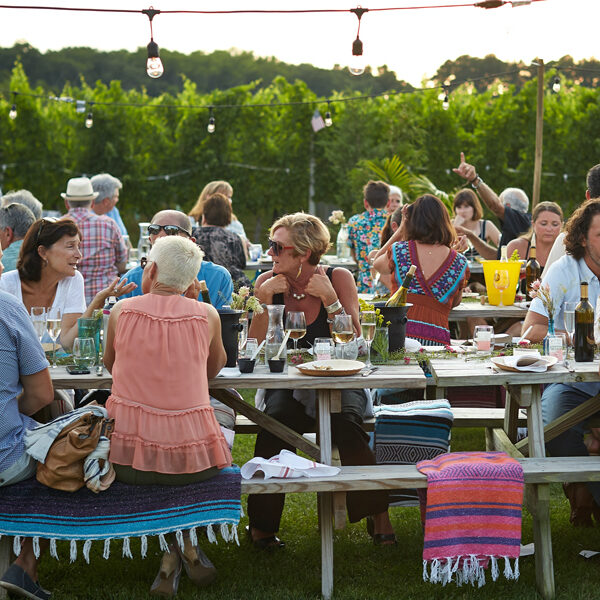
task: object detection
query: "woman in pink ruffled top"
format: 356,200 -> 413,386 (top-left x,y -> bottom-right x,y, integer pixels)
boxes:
103,235 -> 230,596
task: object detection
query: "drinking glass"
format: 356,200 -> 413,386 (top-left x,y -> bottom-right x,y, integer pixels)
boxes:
360,311 -> 377,368
30,307 -> 47,342
249,243 -> 262,261
474,325 -> 494,356
563,301 -> 577,356
72,337 -> 96,369
244,337 -> 259,360
332,313 -> 354,359
46,307 -> 62,368
314,337 -> 335,361
493,269 -> 510,306
285,311 -> 306,352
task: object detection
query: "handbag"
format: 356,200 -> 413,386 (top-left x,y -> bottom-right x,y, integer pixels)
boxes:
36,413 -> 114,492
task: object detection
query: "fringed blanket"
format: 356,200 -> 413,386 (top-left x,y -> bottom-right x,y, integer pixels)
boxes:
416,452 -> 524,587
373,400 -> 453,506
0,466 -> 241,563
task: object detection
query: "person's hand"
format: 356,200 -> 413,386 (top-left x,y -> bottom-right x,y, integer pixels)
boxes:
453,214 -> 466,228
305,269 -> 335,303
257,274 -> 289,302
97,277 -> 137,303
452,234 -> 469,253
452,152 -> 477,182
184,279 -> 202,300
453,224 -> 473,238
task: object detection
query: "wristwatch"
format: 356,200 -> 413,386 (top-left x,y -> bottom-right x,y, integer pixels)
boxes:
471,176 -> 482,190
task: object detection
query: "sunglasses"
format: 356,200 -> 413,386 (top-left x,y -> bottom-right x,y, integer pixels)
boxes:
35,217 -> 59,243
268,238 -> 294,256
140,257 -> 149,269
147,224 -> 190,237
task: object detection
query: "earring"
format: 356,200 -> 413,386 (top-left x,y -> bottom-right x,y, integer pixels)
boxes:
43,258 -> 48,267
296,263 -> 303,279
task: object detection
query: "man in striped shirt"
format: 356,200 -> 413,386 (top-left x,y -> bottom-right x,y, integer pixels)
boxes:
62,177 -> 127,304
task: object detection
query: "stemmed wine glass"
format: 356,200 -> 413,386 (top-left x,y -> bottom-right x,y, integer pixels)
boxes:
30,307 -> 47,343
493,269 -> 510,306
563,301 -> 577,358
332,313 -> 354,360
360,311 -> 376,368
285,311 -> 307,352
46,307 -> 62,368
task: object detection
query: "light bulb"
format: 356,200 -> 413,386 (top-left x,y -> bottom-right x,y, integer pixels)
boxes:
437,91 -> 446,101
85,112 -> 93,128
146,40 -> 164,78
442,95 -> 449,110
9,104 -> 17,120
207,116 -> 216,134
552,76 -> 561,93
324,111 -> 333,127
349,37 -> 365,76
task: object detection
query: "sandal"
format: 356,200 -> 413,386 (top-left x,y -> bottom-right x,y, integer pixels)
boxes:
245,525 -> 286,550
175,540 -> 217,588
366,516 -> 397,546
150,547 -> 182,597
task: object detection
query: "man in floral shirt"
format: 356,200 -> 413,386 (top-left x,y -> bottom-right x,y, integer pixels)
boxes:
347,180 -> 389,293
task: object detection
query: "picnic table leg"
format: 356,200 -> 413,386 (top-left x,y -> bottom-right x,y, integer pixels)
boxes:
527,385 -> 556,600
0,536 -> 11,599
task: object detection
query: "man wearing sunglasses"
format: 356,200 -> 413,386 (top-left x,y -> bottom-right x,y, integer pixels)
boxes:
0,203 -> 35,272
119,210 -> 233,309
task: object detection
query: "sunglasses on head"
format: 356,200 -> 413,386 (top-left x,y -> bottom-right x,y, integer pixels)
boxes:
147,224 -> 190,237
268,238 -> 294,256
35,217 -> 60,243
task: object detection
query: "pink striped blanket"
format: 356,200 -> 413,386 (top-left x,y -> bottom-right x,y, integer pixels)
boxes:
416,451 -> 524,587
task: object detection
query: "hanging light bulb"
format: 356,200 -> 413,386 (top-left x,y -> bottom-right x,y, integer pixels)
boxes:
143,8 -> 164,78
207,107 -> 216,134
9,104 -> 17,120
440,85 -> 450,110
85,111 -> 93,128
552,75 -> 561,93
442,94 -> 450,110
324,101 -> 333,127
348,7 -> 368,76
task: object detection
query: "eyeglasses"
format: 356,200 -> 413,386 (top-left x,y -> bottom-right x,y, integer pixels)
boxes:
268,238 -> 294,256
35,217 -> 59,243
147,224 -> 190,237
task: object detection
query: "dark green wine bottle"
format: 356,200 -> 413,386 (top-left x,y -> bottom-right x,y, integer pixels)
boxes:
574,282 -> 595,362
199,280 -> 211,305
525,245 -> 541,301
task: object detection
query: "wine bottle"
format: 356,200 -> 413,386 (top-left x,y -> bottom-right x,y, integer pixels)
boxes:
386,264 -> 417,307
574,281 -> 595,362
500,245 -> 508,262
525,245 -> 541,301
199,280 -> 211,305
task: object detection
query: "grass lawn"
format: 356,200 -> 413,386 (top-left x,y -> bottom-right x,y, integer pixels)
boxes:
36,393 -> 600,599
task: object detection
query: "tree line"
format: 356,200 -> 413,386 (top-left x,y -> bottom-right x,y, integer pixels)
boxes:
1,58 -> 599,245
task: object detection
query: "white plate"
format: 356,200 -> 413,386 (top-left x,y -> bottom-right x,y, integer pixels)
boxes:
491,355 -> 558,372
296,359 -> 365,377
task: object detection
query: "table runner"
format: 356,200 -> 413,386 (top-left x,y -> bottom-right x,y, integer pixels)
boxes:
0,466 -> 241,563
416,452 -> 523,587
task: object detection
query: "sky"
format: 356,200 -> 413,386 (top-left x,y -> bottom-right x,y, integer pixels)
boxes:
0,0 -> 597,86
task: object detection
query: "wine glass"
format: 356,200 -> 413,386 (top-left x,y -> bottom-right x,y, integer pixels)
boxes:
563,301 -> 577,357
72,337 -> 96,369
30,307 -> 47,342
493,269 -> 510,306
46,307 -> 62,368
285,311 -> 306,352
332,313 -> 354,359
360,311 -> 376,368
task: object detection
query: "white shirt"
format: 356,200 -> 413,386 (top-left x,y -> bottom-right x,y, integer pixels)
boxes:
0,269 -> 87,315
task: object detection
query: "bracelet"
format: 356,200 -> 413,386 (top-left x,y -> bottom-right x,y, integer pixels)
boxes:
325,299 -> 342,314
471,176 -> 482,190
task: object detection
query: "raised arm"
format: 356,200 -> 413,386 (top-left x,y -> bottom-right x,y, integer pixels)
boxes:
453,152 -> 505,219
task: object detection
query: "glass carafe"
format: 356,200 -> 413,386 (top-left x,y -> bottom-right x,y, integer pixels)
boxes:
137,222 -> 151,259
265,304 -> 285,365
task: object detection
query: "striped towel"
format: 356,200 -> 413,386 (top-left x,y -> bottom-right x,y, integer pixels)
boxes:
416,452 -> 524,587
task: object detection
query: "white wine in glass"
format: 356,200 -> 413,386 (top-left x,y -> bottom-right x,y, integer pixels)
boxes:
30,307 -> 47,342
493,269 -> 510,306
360,311 -> 376,368
332,313 -> 354,359
46,307 -> 62,368
285,311 -> 306,352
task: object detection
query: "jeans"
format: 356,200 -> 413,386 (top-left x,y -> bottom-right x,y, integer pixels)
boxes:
542,383 -> 600,504
247,388 -> 389,533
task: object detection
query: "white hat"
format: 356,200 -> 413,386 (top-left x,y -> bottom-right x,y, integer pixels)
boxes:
61,177 -> 99,201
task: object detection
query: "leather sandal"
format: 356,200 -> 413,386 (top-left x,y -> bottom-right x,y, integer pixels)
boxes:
175,539 -> 217,587
246,525 -> 286,550
366,516 -> 397,546
150,547 -> 182,597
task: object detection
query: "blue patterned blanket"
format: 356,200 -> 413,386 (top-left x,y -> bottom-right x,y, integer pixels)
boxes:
0,466 -> 241,562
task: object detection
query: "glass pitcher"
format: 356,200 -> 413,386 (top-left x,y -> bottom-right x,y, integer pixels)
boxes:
137,222 -> 151,259
265,304 -> 285,365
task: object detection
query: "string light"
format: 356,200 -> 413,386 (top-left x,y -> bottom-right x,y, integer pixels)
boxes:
9,92 -> 17,120
207,107 -> 215,133
85,110 -> 93,128
324,101 -> 333,127
143,7 -> 164,79
552,72 -> 561,93
439,85 -> 450,110
349,7 -> 368,76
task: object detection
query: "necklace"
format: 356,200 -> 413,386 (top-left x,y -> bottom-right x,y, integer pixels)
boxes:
290,291 -> 306,300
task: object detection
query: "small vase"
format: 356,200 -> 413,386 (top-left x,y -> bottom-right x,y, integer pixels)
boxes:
543,316 -> 556,356
336,223 -> 351,260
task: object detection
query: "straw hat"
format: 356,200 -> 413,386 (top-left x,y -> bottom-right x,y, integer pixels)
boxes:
61,177 -> 99,201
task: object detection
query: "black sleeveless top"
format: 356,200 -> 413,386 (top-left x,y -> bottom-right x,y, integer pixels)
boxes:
272,267 -> 335,348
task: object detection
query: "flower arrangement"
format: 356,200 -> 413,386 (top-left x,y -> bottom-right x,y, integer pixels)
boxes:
328,210 -> 346,226
529,279 -> 555,320
229,286 -> 264,314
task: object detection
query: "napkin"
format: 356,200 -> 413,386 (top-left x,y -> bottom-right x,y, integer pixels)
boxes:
241,449 -> 340,479
404,338 -> 422,352
501,352 -> 549,372
217,367 -> 243,377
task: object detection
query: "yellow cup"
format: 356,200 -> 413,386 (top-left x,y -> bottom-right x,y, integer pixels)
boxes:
482,260 -> 523,306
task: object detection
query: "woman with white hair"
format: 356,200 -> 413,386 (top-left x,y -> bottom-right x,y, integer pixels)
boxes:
103,235 -> 231,595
